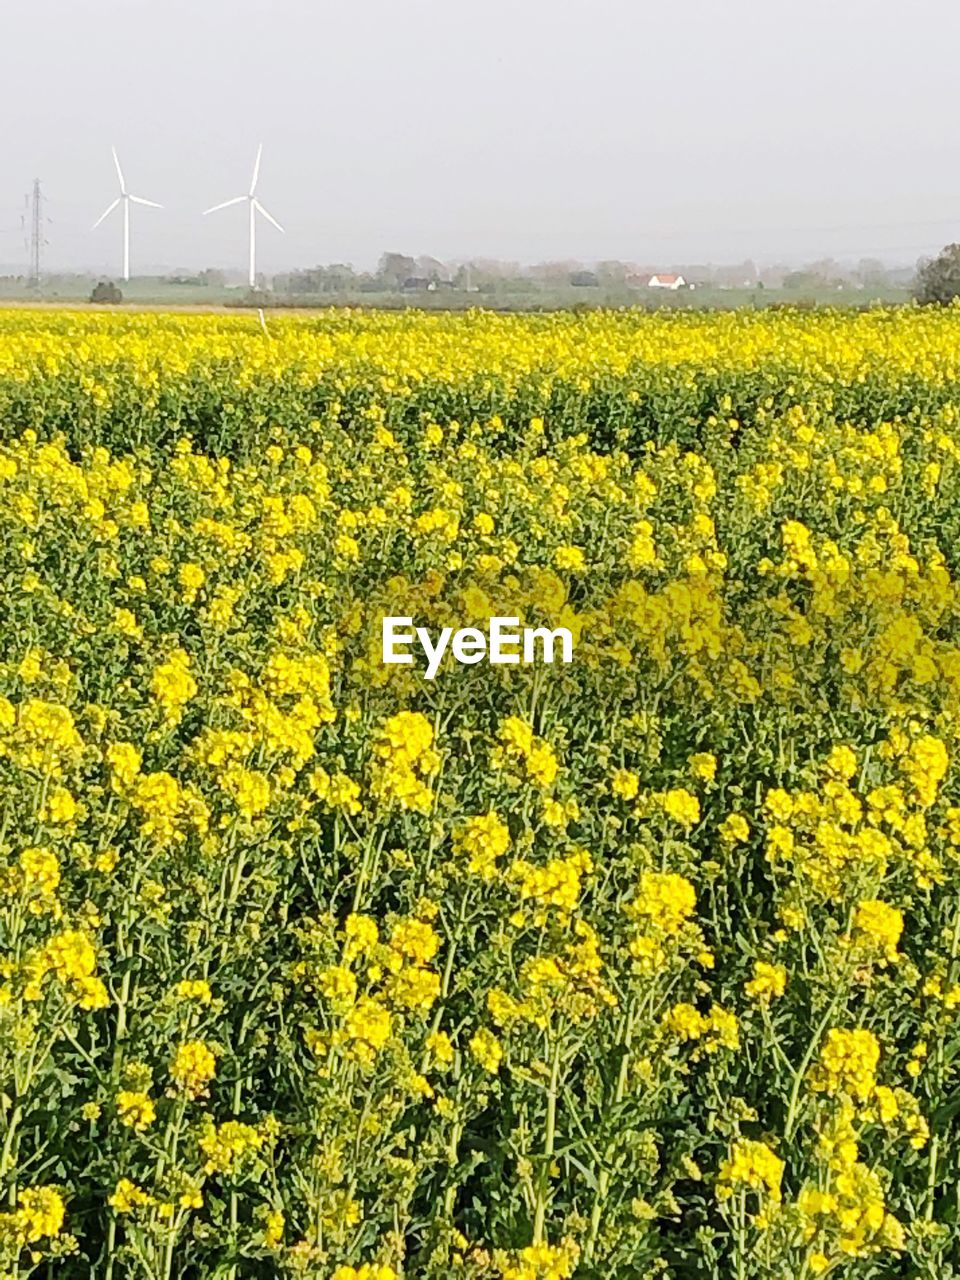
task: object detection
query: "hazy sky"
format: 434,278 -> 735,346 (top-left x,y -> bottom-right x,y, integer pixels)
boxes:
3,0 -> 960,274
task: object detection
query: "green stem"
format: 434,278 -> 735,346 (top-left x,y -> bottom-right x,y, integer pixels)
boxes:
532,1036 -> 562,1245
0,1105 -> 22,1183
783,991 -> 843,1143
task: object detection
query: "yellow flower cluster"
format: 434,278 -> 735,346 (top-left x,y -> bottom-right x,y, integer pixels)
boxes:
809,1029 -> 881,1101
495,716 -> 559,791
198,1118 -> 264,1175
370,711 -> 438,813
169,1041 -> 218,1099
454,811 -> 510,879
499,1240 -> 579,1280
0,1186 -> 67,1246
717,1139 -> 784,1204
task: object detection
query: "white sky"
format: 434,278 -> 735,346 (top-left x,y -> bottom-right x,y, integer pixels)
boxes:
2,0 -> 960,274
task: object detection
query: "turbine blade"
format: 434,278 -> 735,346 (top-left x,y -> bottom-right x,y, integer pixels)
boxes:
249,143 -> 263,195
253,199 -> 283,233
92,197 -> 120,229
111,146 -> 126,192
203,195 -> 246,215
129,195 -> 163,208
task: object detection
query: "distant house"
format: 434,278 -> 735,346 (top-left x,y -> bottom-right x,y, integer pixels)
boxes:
402,276 -> 453,293
647,273 -> 686,290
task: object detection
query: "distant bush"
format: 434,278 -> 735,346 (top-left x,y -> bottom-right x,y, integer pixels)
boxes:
914,244 -> 960,304
89,280 -> 122,304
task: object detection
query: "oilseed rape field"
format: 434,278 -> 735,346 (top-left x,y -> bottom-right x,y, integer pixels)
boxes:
2,306 -> 960,1279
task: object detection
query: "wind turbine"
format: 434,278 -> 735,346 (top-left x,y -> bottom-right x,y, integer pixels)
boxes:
92,147 -> 162,282
203,145 -> 284,289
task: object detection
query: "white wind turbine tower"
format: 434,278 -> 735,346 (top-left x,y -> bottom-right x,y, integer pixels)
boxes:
92,147 -> 162,282
203,145 -> 284,289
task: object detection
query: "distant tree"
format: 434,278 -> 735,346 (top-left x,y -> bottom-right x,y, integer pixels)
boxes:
569,270 -> 599,287
452,264 -> 475,291
807,258 -> 842,284
914,244 -> 960,304
782,259 -> 848,292
595,260 -> 629,286
272,264 -> 357,295
199,268 -> 226,288
324,263 -> 357,292
783,269 -> 827,292
856,258 -> 889,291
714,259 -> 757,288
90,279 -> 122,303
782,271 -> 813,291
470,258 -> 521,281
415,255 -> 448,281
530,260 -> 580,282
759,264 -> 788,289
378,253 -> 416,289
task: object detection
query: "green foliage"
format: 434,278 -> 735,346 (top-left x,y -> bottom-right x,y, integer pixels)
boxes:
89,280 -> 123,304
914,244 -> 960,305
